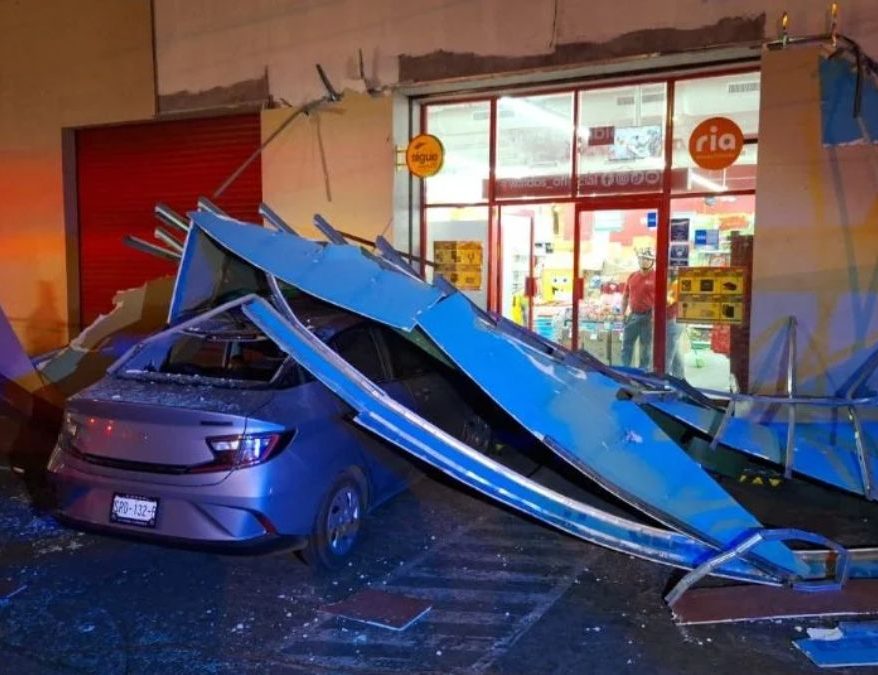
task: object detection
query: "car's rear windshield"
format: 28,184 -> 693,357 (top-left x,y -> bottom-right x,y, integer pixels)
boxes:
160,334 -> 287,383
120,332 -> 302,388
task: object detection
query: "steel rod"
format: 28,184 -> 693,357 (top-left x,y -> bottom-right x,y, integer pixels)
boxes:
313,214 -> 348,245
849,405 -> 876,500
123,235 -> 181,262
708,398 -> 736,452
258,202 -> 297,235
154,203 -> 190,235
212,66 -> 341,201
197,197 -> 226,215
784,316 -> 798,478
153,227 -> 184,253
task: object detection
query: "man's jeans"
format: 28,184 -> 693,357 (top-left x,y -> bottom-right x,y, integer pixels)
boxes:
666,319 -> 686,378
622,310 -> 652,369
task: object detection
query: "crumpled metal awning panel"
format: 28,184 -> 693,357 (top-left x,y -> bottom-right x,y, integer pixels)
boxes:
653,400 -> 875,497
177,211 -> 815,579
241,296 -> 779,583
415,291 -> 803,575
170,216 -> 443,330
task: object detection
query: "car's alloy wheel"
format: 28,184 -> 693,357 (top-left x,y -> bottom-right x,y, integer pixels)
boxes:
326,483 -> 361,557
301,474 -> 365,570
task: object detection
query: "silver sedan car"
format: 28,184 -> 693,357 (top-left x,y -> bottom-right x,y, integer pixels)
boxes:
48,295 -> 491,568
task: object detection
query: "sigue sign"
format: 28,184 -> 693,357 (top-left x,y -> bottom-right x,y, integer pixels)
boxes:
406,134 -> 445,178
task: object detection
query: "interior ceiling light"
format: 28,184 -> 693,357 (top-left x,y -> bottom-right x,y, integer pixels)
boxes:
688,171 -> 728,193
499,96 -> 572,134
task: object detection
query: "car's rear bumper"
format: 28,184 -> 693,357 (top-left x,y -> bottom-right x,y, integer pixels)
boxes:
47,446 -> 305,544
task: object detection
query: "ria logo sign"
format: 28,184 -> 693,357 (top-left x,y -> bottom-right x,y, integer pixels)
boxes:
688,117 -> 744,171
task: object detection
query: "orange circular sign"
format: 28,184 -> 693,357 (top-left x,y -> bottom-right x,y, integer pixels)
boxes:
405,134 -> 444,178
688,117 -> 744,171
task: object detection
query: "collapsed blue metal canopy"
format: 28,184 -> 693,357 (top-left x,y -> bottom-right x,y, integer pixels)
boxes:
163,209 -> 878,583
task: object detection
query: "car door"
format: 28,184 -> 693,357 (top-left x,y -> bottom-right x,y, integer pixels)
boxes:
328,324 -> 415,499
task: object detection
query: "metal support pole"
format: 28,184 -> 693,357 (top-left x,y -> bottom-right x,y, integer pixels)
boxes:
784,316 -> 798,478
709,398 -> 735,452
197,197 -> 226,216
154,227 -> 184,253
665,527 -> 852,608
375,236 -> 419,278
122,236 -> 180,262
849,405 -> 876,500
154,203 -> 190,235
258,202 -> 298,235
313,214 -> 348,245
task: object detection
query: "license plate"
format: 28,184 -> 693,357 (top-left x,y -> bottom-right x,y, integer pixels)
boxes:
110,493 -> 158,528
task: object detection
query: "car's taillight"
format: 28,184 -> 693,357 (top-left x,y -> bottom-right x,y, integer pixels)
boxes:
193,432 -> 291,472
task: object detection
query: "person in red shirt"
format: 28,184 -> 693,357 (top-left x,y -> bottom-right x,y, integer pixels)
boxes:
620,248 -> 656,369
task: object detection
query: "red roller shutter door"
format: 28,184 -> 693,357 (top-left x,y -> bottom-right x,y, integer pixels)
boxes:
76,113 -> 262,325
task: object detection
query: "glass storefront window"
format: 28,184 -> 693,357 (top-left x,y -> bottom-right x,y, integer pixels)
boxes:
578,208 -> 658,366
578,83 -> 667,196
498,203 -> 576,346
424,206 -> 489,309
425,102 -> 490,204
666,194 -> 755,391
418,69 -> 760,386
496,93 -> 574,200
672,73 -> 760,193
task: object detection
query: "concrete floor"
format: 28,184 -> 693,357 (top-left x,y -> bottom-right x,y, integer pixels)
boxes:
0,461 -> 867,674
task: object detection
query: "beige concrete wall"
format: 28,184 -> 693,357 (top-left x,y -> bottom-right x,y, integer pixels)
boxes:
751,46 -> 878,397
261,92 -> 394,242
155,0 -> 878,106
0,0 -> 155,353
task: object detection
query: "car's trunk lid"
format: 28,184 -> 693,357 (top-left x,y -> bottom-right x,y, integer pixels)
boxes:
66,376 -> 273,473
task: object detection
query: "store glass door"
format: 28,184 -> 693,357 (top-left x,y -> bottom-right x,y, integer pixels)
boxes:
665,195 -> 756,391
498,203 -> 577,347
574,204 -> 660,365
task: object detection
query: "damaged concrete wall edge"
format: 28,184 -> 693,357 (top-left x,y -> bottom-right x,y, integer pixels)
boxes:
398,15 -> 766,83
159,70 -> 271,115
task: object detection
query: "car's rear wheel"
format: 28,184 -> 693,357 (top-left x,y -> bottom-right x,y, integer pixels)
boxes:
301,474 -> 364,570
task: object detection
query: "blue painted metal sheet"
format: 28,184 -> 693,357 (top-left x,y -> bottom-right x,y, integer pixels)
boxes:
416,292 -> 805,577
240,296 -> 778,583
651,400 -> 875,497
181,212 -> 806,577
241,296 -> 878,583
178,212 -> 443,330
821,57 -> 878,146
795,621 -> 878,668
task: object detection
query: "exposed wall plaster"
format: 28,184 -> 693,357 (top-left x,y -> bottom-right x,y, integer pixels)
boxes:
399,16 -> 765,83
159,70 -> 270,114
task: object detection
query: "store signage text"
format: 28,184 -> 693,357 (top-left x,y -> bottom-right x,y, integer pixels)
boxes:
688,117 -> 744,171
405,134 -> 445,178
487,169 -> 670,199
